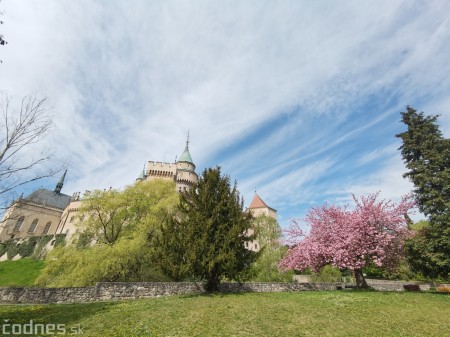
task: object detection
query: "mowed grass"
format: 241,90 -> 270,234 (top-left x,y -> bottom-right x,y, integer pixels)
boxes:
0,291 -> 448,337
0,258 -> 44,286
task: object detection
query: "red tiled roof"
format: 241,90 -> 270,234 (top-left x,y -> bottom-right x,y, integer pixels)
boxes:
249,193 -> 269,209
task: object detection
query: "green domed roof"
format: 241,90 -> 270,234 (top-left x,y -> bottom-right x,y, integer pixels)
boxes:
179,144 -> 193,163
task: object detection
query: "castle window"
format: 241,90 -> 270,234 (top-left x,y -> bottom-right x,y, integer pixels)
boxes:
13,216 -> 25,232
42,222 -> 52,235
28,218 -> 39,233
69,216 -> 75,223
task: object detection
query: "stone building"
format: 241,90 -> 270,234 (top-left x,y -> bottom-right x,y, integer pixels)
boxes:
0,171 -> 71,242
136,135 -> 198,192
0,138 -> 199,244
246,193 -> 278,252
0,138 -> 277,257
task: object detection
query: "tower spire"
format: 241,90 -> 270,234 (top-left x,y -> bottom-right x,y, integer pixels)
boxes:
54,169 -> 67,194
178,131 -> 194,164
186,130 -> 190,149
136,163 -> 146,181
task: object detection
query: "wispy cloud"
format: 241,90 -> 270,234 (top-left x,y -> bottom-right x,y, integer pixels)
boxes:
0,0 -> 448,226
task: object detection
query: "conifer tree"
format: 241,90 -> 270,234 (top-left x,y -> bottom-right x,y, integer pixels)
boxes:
157,167 -> 257,291
396,107 -> 450,279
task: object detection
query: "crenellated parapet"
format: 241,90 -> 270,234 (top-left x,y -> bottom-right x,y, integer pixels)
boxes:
139,135 -> 199,192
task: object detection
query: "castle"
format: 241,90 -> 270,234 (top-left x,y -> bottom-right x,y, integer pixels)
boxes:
0,137 -> 276,255
136,135 -> 199,192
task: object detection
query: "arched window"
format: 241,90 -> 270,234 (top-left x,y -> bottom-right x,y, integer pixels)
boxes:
42,222 -> 52,235
28,218 -> 39,233
13,216 -> 25,231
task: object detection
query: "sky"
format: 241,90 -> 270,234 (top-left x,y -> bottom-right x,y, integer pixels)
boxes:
1,0 -> 449,227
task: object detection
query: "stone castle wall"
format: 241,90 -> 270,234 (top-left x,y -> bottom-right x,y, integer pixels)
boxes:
0,281 -> 435,304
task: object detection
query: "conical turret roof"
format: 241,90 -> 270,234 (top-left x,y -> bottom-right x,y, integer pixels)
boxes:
249,193 -> 269,209
178,133 -> 194,163
54,169 -> 67,194
136,165 -> 146,181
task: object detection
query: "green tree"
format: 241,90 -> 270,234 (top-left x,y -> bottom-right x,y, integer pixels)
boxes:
396,107 -> 450,279
250,215 -> 293,282
310,265 -> 342,283
78,189 -> 128,244
156,167 -> 257,291
36,180 -> 178,286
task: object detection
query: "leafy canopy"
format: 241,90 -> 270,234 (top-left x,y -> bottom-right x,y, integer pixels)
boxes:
249,215 -> 293,282
279,193 -> 414,287
36,180 -> 179,287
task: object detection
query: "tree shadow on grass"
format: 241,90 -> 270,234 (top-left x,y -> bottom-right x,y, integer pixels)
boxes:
0,301 -> 120,327
179,290 -> 264,299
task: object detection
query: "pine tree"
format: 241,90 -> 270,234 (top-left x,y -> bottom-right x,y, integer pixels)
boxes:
156,167 -> 257,291
396,107 -> 450,279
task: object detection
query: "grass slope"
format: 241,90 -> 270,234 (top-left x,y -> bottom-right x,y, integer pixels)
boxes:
0,291 -> 448,336
0,258 -> 45,286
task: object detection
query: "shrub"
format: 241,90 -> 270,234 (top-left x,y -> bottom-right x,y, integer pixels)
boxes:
32,235 -> 55,259
310,265 -> 342,283
403,284 -> 421,291
6,241 -> 19,259
17,238 -> 38,258
0,242 -> 6,257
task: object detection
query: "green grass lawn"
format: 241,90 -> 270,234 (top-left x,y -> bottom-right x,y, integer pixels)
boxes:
0,258 -> 44,286
0,291 -> 448,336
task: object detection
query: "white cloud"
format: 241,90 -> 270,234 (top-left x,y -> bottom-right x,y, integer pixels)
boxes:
0,0 -> 449,225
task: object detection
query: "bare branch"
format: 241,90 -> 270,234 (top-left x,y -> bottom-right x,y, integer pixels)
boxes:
0,92 -> 59,205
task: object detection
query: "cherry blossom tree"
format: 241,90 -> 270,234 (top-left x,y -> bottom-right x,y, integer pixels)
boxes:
279,193 -> 415,288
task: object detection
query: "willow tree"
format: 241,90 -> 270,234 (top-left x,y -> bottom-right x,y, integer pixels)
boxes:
250,215 -> 293,282
37,180 -> 179,286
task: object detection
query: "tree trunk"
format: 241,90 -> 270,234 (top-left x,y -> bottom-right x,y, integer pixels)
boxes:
354,268 -> 369,288
205,273 -> 220,292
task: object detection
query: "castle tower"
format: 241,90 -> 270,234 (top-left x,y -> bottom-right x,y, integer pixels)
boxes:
248,193 -> 277,219
175,133 -> 198,192
245,193 -> 277,252
142,134 -> 198,192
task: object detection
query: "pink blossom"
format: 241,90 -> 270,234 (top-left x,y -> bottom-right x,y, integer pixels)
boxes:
278,192 -> 415,273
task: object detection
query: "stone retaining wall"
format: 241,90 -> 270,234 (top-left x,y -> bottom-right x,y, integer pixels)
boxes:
0,281 -> 435,304
366,279 -> 431,291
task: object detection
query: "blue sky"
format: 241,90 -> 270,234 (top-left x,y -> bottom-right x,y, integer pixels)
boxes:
1,0 -> 449,227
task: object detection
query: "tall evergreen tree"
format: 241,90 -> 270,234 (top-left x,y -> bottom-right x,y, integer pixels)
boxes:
396,107 -> 450,279
156,167 -> 257,291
